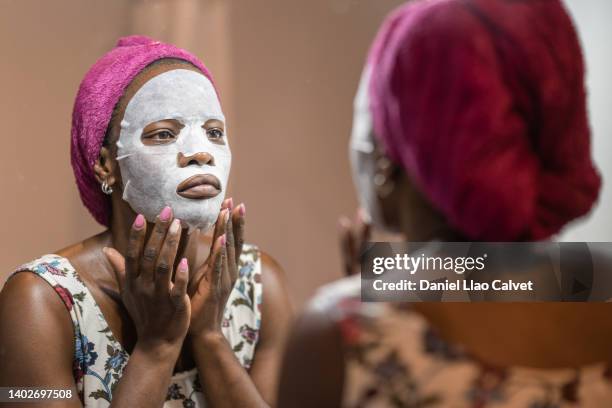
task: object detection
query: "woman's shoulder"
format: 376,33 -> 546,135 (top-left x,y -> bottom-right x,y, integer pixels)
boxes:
0,257 -> 80,394
0,256 -> 76,357
4,254 -> 88,314
3,256 -> 69,305
307,274 -> 386,321
287,275 -> 377,362
301,275 -> 420,352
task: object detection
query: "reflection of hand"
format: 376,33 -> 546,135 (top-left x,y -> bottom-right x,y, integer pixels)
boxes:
188,199 -> 246,338
338,208 -> 371,276
103,207 -> 190,355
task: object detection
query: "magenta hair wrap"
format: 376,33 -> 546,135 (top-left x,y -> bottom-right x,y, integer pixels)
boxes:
368,0 -> 601,240
71,35 -> 217,226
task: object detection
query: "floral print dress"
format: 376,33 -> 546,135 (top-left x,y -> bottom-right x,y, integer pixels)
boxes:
311,275 -> 612,407
10,244 -> 263,407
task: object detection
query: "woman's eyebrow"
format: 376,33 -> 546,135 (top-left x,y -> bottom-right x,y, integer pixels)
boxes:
141,119 -> 185,133
161,118 -> 185,126
204,118 -> 225,128
150,118 -> 185,126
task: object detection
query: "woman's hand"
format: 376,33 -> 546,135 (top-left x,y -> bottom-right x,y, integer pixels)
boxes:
188,200 -> 245,339
104,207 -> 190,355
338,208 -> 371,276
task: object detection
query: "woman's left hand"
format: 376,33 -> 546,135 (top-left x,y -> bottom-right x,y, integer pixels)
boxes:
187,200 -> 245,339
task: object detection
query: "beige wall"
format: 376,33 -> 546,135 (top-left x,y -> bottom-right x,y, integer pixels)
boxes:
0,0 -> 131,280
0,0 -> 403,307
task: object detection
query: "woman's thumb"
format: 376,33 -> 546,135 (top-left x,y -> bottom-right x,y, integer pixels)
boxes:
102,247 -> 126,287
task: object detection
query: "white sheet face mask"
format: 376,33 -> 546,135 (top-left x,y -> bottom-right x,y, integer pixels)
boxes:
116,69 -> 231,231
349,65 -> 387,230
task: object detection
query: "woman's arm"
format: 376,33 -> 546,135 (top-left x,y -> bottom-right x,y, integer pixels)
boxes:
190,251 -> 293,407
277,306 -> 345,408
0,273 -> 81,408
0,272 -> 179,408
0,208 -> 193,408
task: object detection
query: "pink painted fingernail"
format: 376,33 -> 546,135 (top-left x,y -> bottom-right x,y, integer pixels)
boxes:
160,206 -> 172,222
178,258 -> 188,272
358,208 -> 371,224
220,234 -> 226,246
133,214 -> 145,230
227,197 -> 234,209
239,203 -> 246,216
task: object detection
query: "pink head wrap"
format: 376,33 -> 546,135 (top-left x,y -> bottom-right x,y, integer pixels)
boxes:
71,35 -> 217,226
368,0 -> 601,240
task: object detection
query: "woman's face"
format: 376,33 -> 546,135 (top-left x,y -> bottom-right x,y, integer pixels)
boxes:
114,66 -> 231,231
349,66 -> 451,239
349,65 -> 389,229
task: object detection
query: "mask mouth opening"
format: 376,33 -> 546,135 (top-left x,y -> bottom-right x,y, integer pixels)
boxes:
176,174 -> 222,199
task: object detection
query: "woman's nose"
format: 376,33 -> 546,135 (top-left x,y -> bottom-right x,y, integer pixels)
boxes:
178,151 -> 215,167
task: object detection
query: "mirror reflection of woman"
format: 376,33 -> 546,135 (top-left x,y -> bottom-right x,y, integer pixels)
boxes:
279,1 -> 612,407
0,36 -> 292,407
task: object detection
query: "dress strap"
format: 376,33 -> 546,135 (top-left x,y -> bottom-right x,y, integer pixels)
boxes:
10,254 -> 88,317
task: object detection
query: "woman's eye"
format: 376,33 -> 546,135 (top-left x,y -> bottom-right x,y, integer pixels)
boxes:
155,130 -> 175,140
207,128 -> 224,140
141,129 -> 177,145
143,130 -> 176,143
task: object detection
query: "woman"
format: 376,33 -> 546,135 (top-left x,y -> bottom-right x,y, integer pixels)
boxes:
0,35 -> 292,407
279,0 -> 612,406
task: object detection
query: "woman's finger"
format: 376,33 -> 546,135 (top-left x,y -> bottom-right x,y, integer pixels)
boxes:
103,247 -> 127,291
124,214 -> 147,285
155,218 -> 182,296
225,214 -> 238,284
193,233 -> 225,295
213,234 -> 226,289
211,208 -> 229,248
232,203 -> 246,264
356,208 -> 371,260
338,216 -> 356,276
222,197 -> 233,211
220,237 -> 229,289
211,197 -> 231,244
192,208 -> 229,294
140,206 -> 173,281
170,258 -> 189,307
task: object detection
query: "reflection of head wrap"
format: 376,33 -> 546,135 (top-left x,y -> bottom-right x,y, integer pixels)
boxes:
71,35 -> 217,226
368,0 -> 601,241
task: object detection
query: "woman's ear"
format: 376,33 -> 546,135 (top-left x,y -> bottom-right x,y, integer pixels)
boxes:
93,146 -> 117,189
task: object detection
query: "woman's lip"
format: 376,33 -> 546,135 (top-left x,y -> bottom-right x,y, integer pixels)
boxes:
176,174 -> 221,199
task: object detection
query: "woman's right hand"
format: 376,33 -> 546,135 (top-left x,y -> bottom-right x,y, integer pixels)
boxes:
103,206 -> 190,355
338,208 -> 371,276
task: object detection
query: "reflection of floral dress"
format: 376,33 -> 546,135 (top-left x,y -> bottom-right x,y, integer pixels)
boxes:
10,244 -> 263,408
311,275 -> 612,407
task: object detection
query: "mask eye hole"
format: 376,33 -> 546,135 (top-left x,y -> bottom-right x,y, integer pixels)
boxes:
207,128 -> 224,140
141,119 -> 183,146
203,119 -> 226,145
142,129 -> 177,145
